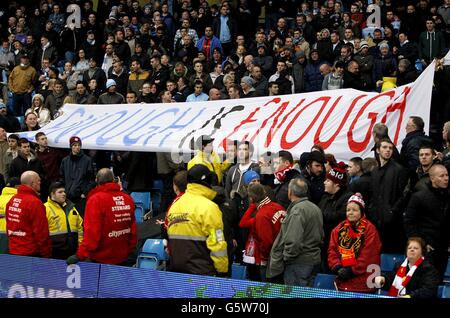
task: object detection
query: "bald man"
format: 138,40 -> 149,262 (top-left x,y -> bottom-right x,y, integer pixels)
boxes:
6,171 -> 52,257
208,88 -> 221,101
404,164 -> 449,281
67,168 -> 137,265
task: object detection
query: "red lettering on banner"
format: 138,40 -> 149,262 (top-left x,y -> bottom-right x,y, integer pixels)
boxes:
347,91 -> 395,152
313,94 -> 367,149
221,98 -> 281,149
280,96 -> 331,149
248,99 -> 306,147
380,86 -> 411,145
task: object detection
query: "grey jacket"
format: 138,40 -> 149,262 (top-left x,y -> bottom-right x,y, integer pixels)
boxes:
267,197 -> 324,278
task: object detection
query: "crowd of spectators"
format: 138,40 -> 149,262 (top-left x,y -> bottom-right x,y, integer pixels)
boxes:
0,0 -> 449,298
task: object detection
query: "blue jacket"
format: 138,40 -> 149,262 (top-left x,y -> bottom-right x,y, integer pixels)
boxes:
304,61 -> 325,92
372,53 -> 397,83
196,36 -> 223,57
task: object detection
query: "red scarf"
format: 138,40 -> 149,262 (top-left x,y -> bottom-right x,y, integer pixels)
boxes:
388,257 -> 424,297
337,217 -> 368,267
274,165 -> 294,183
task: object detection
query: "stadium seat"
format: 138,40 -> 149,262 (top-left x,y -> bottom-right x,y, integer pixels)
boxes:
131,192 -> 151,211
313,274 -> 337,290
151,192 -> 161,214
136,239 -> 168,270
134,205 -> 144,224
443,258 -> 450,283
437,285 -> 450,299
380,254 -> 404,272
153,179 -> 164,193
231,263 -> 247,280
151,180 -> 164,215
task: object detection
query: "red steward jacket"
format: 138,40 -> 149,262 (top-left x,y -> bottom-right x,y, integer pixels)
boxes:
6,185 -> 52,257
76,183 -> 137,264
328,218 -> 382,293
240,198 -> 286,265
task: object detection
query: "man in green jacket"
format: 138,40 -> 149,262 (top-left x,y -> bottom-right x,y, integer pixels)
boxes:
267,178 -> 324,287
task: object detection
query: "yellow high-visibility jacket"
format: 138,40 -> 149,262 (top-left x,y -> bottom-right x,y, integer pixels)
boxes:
167,183 -> 228,275
188,151 -> 226,185
45,199 -> 83,258
0,187 -> 17,254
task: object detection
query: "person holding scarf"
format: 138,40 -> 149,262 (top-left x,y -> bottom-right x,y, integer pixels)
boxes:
328,193 -> 382,293
374,237 -> 440,298
273,151 -> 301,209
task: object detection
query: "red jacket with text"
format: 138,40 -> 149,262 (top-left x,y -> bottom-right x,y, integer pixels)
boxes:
240,198 -> 286,265
76,182 -> 137,264
6,185 -> 52,257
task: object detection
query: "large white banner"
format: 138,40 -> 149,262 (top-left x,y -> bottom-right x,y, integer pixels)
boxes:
20,60 -> 435,162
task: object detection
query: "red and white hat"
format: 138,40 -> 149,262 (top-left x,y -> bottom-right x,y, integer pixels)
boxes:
347,193 -> 365,213
326,161 -> 348,187
69,136 -> 82,147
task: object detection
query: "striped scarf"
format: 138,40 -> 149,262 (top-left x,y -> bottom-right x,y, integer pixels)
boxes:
388,257 -> 424,297
274,165 -> 294,184
337,217 -> 367,266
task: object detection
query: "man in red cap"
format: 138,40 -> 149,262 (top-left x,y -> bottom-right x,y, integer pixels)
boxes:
60,136 -> 95,217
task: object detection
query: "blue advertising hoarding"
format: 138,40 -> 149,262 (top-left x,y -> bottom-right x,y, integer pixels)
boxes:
0,255 -> 386,298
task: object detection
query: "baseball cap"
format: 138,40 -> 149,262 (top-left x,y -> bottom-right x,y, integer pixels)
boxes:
187,164 -> 213,188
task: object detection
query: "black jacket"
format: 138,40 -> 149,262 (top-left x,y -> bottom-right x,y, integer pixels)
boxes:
396,66 -> 418,87
404,183 -> 450,250
0,114 -> 21,132
400,130 -> 434,172
383,259 -> 440,298
59,152 -> 95,200
274,168 -> 302,209
368,159 -> 409,229
9,152 -> 45,180
318,187 -> 353,241
113,41 -> 131,66
349,172 -> 372,204
300,168 -> 326,205
82,67 -> 107,92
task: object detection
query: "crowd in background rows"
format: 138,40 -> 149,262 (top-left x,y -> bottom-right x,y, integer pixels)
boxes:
0,0 -> 449,297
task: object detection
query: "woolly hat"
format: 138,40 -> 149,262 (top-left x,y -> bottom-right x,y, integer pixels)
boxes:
243,170 -> 260,186
360,40 -> 369,49
241,76 -> 255,87
379,42 -> 389,50
32,94 -> 44,103
69,136 -> 82,147
295,50 -> 306,59
347,192 -> 365,214
106,79 -> 117,89
326,161 -> 348,187
187,164 -> 213,188
0,102 -> 6,109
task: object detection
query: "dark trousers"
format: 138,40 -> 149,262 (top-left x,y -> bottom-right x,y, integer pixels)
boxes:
73,197 -> 87,218
426,248 -> 449,283
221,42 -> 234,57
12,92 -> 32,116
159,172 -> 176,215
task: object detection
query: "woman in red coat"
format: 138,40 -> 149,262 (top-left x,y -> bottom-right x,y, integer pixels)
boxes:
328,193 -> 382,293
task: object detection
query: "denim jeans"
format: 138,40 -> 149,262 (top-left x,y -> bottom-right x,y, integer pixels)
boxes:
284,263 -> 320,287
12,92 -> 32,116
